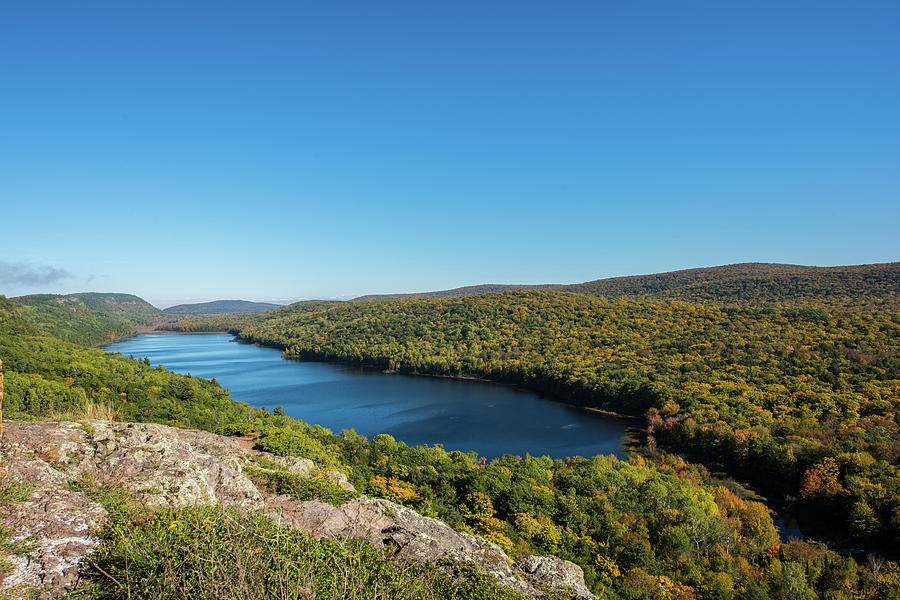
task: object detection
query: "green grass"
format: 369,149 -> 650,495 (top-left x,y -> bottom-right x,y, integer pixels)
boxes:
67,474 -> 142,525
0,482 -> 35,505
66,505 -> 537,600
76,420 -> 97,436
248,454 -> 290,472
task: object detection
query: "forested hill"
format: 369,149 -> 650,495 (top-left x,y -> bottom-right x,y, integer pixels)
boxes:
562,262 -> 900,308
0,295 -> 250,430
354,262 -> 900,309
233,290 -> 900,548
164,299 -> 282,315
8,292 -> 165,345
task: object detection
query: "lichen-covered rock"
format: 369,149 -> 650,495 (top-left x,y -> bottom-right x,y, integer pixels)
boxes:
261,453 -> 317,477
382,498 -> 542,597
264,495 -> 582,598
324,468 -> 355,491
1,486 -> 107,599
1,421 -> 593,600
518,555 -> 595,599
2,421 -> 266,511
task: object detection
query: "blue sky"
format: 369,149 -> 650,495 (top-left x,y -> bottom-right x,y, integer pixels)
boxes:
1,1 -> 897,307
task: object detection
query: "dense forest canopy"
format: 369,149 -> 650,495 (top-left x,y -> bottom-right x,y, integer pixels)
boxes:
215,411 -> 900,600
562,262 -> 900,309
0,295 -> 250,429
354,283 -> 562,302
9,292 -> 165,345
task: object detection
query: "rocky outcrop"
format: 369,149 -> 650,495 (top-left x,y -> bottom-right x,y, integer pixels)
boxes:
267,495 -> 545,597
1,420 -> 269,598
1,486 -> 106,598
519,556 -> 595,600
0,420 -> 594,600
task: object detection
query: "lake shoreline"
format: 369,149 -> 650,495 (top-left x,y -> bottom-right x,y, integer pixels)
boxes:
238,337 -> 641,420
227,334 -> 647,452
103,332 -> 631,460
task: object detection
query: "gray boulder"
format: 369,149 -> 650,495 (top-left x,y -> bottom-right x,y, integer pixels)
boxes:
519,555 -> 595,599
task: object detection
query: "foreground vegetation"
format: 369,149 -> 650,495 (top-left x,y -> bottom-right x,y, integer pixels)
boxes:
217,414 -> 900,600
61,480 -> 534,600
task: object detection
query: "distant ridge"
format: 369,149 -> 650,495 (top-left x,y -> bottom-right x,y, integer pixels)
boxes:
8,292 -> 165,345
353,283 -> 561,302
164,299 -> 282,315
353,262 -> 900,308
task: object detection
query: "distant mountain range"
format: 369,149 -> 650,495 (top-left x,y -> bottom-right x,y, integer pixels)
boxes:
353,262 -> 900,308
164,300 -> 282,315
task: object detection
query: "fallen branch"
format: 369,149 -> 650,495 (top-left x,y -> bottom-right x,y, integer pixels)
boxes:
88,559 -> 124,590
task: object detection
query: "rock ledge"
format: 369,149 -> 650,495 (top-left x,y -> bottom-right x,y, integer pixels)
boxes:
0,421 -> 594,599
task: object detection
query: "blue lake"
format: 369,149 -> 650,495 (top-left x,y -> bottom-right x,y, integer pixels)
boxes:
103,333 -> 627,459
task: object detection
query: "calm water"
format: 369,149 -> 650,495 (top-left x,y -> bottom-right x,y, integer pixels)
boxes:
103,334 -> 627,459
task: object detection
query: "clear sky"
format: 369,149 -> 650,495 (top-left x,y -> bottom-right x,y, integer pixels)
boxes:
1,1 -> 897,307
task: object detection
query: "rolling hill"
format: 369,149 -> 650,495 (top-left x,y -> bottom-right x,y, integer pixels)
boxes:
3,292 -> 895,599
354,262 -> 900,308
7,292 -> 165,345
353,284 -> 562,302
164,299 -> 282,315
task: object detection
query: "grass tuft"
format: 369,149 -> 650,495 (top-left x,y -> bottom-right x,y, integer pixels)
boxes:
248,454 -> 289,472
0,481 -> 35,505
